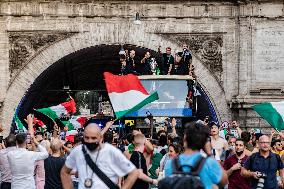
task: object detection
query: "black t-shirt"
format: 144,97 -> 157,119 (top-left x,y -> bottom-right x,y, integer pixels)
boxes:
44,155 -> 66,189
176,51 -> 191,75
130,151 -> 149,189
182,50 -> 192,64
161,53 -> 174,74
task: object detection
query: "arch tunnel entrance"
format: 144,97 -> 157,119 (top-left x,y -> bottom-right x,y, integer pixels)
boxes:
16,44 -> 218,130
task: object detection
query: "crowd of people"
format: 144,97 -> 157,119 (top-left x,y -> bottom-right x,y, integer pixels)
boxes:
119,44 -> 194,76
0,114 -> 284,189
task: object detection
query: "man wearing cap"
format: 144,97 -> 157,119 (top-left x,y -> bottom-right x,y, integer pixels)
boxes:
210,122 -> 229,161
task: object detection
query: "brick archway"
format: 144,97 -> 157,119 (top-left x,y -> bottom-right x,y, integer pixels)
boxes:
1,25 -> 231,135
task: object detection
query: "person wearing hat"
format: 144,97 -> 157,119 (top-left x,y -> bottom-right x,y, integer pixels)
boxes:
210,121 -> 229,161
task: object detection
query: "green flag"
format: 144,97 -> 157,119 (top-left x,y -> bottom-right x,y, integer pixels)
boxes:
252,101 -> 284,131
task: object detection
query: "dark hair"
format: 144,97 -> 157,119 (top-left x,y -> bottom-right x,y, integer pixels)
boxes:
184,122 -> 210,151
16,133 -> 27,145
104,131 -> 113,143
65,141 -> 72,147
125,133 -> 133,143
158,134 -> 167,147
151,139 -> 159,145
74,133 -> 83,144
169,143 -> 181,154
5,134 -> 16,147
241,131 -> 251,143
254,133 -> 263,141
176,52 -> 183,57
120,54 -> 126,60
209,121 -> 219,128
235,138 -> 245,144
271,139 -> 281,147
166,47 -> 171,51
157,130 -> 166,138
35,131 -> 43,136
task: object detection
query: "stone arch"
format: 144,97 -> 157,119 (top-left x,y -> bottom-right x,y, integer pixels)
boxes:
2,25 -> 231,135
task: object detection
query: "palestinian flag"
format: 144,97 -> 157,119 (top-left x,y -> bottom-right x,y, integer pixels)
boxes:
14,114 -> 27,131
104,72 -> 159,119
253,101 -> 284,131
36,99 -> 76,121
69,116 -> 87,129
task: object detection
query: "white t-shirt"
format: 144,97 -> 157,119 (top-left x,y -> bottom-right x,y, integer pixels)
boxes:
65,143 -> 136,189
7,145 -> 48,189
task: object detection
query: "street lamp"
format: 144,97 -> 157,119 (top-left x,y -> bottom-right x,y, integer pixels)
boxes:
133,12 -> 142,25
118,45 -> 125,55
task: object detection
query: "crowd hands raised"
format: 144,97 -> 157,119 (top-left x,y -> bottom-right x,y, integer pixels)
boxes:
0,114 -> 284,189
119,44 -> 195,77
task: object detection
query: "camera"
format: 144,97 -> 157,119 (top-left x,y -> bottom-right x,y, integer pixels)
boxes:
256,172 -> 267,189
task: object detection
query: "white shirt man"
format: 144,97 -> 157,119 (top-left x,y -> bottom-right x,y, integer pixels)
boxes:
61,123 -> 138,189
66,143 -> 136,189
7,133 -> 48,189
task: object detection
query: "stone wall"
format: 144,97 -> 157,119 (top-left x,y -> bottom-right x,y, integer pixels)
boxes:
0,0 -> 283,135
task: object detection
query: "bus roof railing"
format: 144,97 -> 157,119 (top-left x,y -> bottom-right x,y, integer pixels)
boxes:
138,75 -> 194,80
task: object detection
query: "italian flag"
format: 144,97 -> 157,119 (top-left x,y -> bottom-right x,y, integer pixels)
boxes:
33,117 -> 46,128
33,117 -> 47,133
104,72 -> 159,119
36,99 -> 76,121
62,121 -> 75,131
14,114 -> 27,131
253,101 -> 284,131
69,116 -> 87,129
66,130 -> 78,143
61,116 -> 87,131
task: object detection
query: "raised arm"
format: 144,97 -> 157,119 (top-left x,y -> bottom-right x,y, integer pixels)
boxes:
170,118 -> 178,137
101,121 -> 114,136
26,114 -> 35,137
32,136 -> 49,161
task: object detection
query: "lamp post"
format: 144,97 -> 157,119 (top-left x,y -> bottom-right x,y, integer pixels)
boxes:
133,12 -> 142,25
119,45 -> 125,55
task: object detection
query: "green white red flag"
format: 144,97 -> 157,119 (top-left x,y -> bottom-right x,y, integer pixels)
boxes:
36,99 -> 76,121
69,116 -> 87,129
66,130 -> 78,143
252,101 -> 284,131
14,113 -> 27,131
103,72 -> 159,119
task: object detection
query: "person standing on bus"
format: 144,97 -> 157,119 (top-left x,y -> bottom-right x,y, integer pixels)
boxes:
181,43 -> 193,76
161,47 -> 174,75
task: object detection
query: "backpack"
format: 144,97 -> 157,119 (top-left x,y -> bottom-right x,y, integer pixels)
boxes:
158,156 -> 207,189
